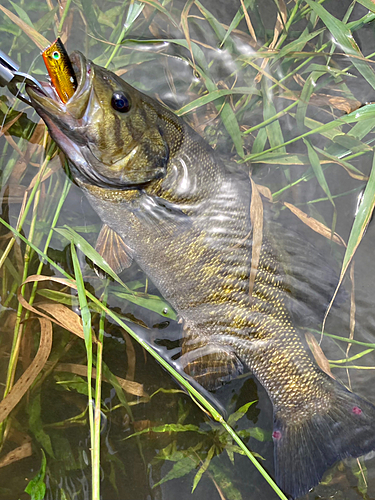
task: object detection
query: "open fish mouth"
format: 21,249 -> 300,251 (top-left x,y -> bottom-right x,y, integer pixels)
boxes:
26,51 -> 93,120
25,51 -> 113,187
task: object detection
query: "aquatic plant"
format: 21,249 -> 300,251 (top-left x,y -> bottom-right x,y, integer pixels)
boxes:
0,0 -> 375,498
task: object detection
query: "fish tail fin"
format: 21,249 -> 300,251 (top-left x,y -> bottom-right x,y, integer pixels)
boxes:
273,376 -> 375,499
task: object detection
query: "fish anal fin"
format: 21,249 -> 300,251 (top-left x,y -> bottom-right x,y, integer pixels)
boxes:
179,343 -> 244,391
95,224 -> 133,275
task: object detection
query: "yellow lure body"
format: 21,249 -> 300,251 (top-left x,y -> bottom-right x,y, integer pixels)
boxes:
42,38 -> 77,103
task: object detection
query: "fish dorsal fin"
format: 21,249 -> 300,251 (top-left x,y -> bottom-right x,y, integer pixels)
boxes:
179,342 -> 244,391
95,224 -> 133,274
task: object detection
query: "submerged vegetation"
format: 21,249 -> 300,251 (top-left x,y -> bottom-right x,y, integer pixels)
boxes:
1,0 -> 375,498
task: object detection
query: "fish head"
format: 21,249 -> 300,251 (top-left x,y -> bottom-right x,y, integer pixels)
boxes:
27,51 -> 182,190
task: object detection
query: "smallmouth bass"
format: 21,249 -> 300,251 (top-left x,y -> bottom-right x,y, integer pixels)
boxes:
27,52 -> 375,499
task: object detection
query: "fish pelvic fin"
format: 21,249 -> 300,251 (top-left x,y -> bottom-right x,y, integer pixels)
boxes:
273,375 -> 375,499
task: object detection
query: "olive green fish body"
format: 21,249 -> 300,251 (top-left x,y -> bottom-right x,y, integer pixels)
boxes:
27,53 -> 375,499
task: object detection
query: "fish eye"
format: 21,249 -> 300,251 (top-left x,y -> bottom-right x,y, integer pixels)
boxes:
111,92 -> 131,113
52,51 -> 60,60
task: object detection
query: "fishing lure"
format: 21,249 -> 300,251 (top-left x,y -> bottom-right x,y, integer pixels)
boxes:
42,38 -> 77,103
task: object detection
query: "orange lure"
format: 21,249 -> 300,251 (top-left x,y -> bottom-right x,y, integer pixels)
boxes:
42,38 -> 77,103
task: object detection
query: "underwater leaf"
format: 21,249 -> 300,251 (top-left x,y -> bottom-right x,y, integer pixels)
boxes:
55,363 -> 146,397
283,203 -> 345,245
80,0 -> 102,35
113,291 -> 177,320
314,146 -> 367,181
18,281 -> 88,341
262,79 -> 286,153
180,0 -> 195,68
176,88 -> 259,116
24,450 -> 47,500
124,423 -> 205,440
138,0 -> 178,26
251,153 -> 309,165
218,102 -> 244,157
8,1 -> 33,28
275,27 -> 325,60
37,303 -> 85,340
228,400 -> 257,426
352,457 -> 368,495
122,38 -> 209,72
28,391 -> 54,458
37,289 -> 79,307
0,441 -> 33,469
70,243 -> 92,349
0,318 -> 52,423
237,426 -> 269,442
303,138 -> 335,209
0,5 -> 49,50
55,373 -> 89,396
305,332 -> 334,378
296,71 -> 324,129
192,444 -> 215,492
249,178 -> 263,296
341,151 -> 375,276
208,462 -> 243,500
153,455 -> 199,487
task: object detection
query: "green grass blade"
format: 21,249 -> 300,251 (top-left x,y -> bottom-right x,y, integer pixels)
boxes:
340,151 -> 375,276
54,226 -> 130,290
0,218 -> 287,500
221,0 -> 253,47
305,0 -> 375,90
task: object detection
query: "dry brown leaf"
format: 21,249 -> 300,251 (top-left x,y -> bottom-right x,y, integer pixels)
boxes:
293,74 -> 306,87
283,202 -> 346,246
239,0 -> 257,42
122,332 -> 136,381
249,178 -> 264,296
37,303 -> 85,340
256,183 -> 273,201
26,155 -> 61,192
0,318 -> 52,423
0,442 -> 33,468
22,274 -> 76,290
17,276 -> 90,341
327,96 -> 361,114
255,0 -> 287,83
0,185 -> 26,204
54,363 -> 146,397
181,0 -> 196,70
346,262 -> 356,390
305,331 -> 334,378
0,6 -> 49,50
0,113 -> 23,138
269,0 -> 287,50
3,134 -> 23,156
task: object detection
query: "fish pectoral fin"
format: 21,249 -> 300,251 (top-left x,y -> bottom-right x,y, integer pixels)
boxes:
95,224 -> 133,275
179,343 -> 244,391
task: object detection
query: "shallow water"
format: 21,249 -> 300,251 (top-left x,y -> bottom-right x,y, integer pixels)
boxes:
1,0 -> 375,499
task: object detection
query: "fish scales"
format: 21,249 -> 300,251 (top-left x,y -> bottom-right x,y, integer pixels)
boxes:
27,51 -> 375,499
